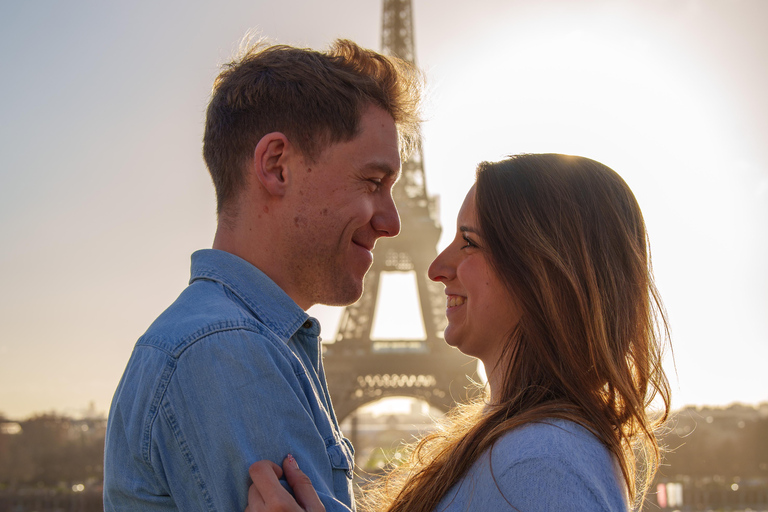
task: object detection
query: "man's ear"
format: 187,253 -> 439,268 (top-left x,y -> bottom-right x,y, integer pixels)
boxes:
251,132 -> 293,196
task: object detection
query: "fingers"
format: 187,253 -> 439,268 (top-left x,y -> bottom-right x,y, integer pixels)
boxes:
249,460 -> 284,482
247,460 -> 294,512
247,478 -> 263,512
282,455 -> 326,512
246,457 -> 326,512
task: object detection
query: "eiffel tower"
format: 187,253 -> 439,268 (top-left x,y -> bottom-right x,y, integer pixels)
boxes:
323,0 -> 480,423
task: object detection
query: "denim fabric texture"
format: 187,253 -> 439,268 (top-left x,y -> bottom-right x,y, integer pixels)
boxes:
104,249 -> 355,512
435,419 -> 628,511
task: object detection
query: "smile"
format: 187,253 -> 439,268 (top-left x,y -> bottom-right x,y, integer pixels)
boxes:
352,238 -> 375,252
446,295 -> 466,308
350,241 -> 374,268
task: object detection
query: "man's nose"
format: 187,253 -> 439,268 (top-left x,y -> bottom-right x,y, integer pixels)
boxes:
373,193 -> 401,237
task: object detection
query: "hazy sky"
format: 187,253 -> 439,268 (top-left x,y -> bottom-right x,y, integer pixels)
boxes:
1,0 -> 766,420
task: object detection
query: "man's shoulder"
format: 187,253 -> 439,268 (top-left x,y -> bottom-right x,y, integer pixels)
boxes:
138,277 -> 274,357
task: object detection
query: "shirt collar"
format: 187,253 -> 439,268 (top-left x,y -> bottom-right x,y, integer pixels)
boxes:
189,249 -> 310,340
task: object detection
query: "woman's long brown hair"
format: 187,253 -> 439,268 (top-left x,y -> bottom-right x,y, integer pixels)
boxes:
362,154 -> 671,512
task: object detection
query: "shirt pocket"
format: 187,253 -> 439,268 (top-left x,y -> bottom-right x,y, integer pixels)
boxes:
326,436 -> 355,505
326,436 -> 353,476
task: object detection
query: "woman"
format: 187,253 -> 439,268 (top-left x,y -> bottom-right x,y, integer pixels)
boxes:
248,153 -> 671,511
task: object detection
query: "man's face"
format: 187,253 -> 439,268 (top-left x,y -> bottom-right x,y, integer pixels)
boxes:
284,104 -> 401,309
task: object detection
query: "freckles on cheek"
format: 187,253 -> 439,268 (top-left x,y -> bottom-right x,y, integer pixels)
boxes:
293,216 -> 308,227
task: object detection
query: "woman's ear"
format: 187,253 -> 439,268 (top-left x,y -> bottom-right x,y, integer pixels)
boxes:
251,132 -> 292,196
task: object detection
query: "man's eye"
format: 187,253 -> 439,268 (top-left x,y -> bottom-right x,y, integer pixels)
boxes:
368,179 -> 383,191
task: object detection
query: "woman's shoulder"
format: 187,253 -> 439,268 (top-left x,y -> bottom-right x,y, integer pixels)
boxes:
490,418 -> 627,510
436,418 -> 628,511
494,418 -> 613,465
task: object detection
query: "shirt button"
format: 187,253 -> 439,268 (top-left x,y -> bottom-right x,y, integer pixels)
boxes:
302,320 -> 312,329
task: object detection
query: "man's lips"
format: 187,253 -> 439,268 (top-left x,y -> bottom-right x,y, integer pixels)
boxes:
352,239 -> 375,252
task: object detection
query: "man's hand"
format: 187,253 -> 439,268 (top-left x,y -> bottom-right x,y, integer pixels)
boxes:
246,455 -> 325,512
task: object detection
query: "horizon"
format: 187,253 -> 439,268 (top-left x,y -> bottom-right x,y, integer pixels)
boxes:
3,397 -> 768,423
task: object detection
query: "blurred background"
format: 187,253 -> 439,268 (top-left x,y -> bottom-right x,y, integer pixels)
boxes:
1,0 -> 766,510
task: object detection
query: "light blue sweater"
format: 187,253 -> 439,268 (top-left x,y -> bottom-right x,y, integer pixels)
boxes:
434,419 -> 629,511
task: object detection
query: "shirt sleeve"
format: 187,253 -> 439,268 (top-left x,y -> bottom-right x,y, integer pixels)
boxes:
148,327 -> 353,512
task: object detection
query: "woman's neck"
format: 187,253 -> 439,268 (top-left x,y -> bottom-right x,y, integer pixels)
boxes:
486,366 -> 503,404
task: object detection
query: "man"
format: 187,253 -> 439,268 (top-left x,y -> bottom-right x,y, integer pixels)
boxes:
103,39 -> 421,511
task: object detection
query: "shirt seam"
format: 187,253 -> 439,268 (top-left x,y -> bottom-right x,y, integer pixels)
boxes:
137,320 -> 303,364
160,399 -> 216,511
141,354 -> 177,468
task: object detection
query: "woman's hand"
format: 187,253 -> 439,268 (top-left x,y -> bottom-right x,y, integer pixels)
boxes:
246,455 -> 325,512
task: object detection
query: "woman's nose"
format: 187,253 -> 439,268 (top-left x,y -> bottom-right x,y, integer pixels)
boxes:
428,245 -> 455,283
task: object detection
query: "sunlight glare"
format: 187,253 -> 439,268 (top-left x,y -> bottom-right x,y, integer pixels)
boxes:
371,271 -> 427,340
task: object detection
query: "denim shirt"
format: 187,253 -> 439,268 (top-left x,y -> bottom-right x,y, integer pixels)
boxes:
104,249 -> 355,512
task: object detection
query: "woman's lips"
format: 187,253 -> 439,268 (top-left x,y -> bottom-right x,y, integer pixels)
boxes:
446,295 -> 466,308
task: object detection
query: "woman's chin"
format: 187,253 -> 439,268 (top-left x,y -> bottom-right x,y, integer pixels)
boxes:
442,330 -> 468,355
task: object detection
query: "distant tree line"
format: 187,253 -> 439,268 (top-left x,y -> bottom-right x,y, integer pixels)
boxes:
1,404 -> 766,490
0,413 -> 104,490
656,404 -> 768,482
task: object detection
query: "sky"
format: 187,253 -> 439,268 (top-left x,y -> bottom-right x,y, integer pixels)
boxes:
0,0 -> 766,420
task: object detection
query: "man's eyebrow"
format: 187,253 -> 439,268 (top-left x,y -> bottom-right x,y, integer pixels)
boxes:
365,162 -> 401,182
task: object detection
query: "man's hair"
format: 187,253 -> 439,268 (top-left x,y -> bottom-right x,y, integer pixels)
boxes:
202,38 -> 423,215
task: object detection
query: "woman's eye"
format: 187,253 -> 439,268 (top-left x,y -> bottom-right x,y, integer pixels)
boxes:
461,235 -> 477,249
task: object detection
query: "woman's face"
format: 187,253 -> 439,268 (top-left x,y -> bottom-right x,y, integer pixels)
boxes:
428,185 -> 522,373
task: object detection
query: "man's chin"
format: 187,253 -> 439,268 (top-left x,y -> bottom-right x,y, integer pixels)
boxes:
320,280 -> 364,307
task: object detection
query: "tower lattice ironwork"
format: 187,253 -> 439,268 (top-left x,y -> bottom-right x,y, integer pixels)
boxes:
323,0 -> 480,423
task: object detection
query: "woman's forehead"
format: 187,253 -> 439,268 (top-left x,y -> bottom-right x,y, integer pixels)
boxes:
457,184 -> 477,224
